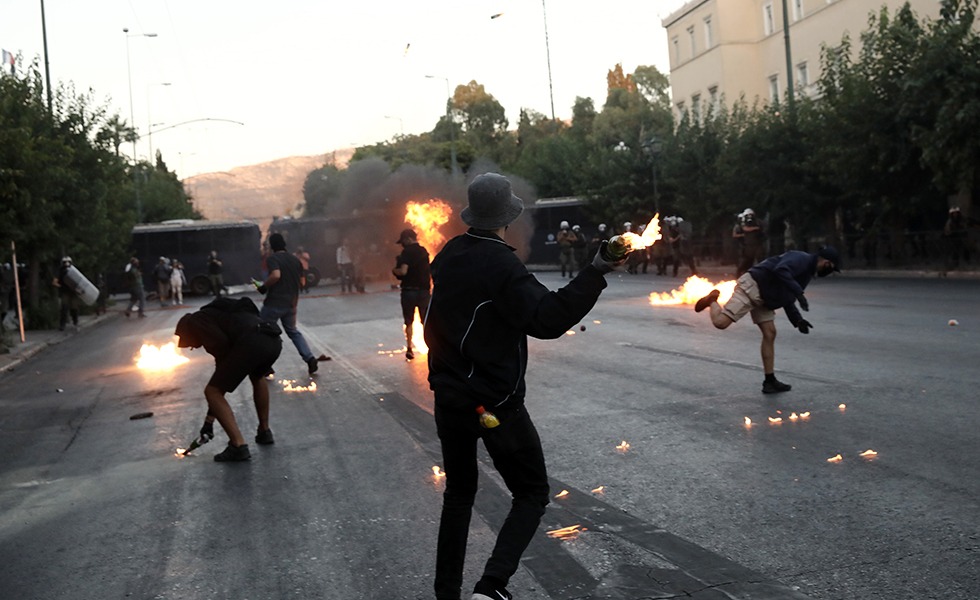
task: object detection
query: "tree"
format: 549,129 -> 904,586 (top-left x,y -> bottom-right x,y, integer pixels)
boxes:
453,80 -> 509,160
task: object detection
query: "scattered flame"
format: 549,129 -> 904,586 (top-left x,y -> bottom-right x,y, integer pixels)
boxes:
280,379 -> 317,392
591,486 -> 605,494
565,330 -> 576,336
405,313 -> 428,355
615,440 -> 631,453
800,411 -> 811,419
136,342 -> 189,370
620,214 -> 662,250
768,416 -> 783,424
789,412 -> 799,421
546,524 -> 587,540
827,454 -> 843,463
593,320 -> 601,324
175,448 -> 187,457
859,449 -> 878,458
555,489 -> 569,499
432,466 -> 445,478
405,199 -> 452,253
838,404 -> 847,411
649,275 -> 737,306
744,417 -> 753,427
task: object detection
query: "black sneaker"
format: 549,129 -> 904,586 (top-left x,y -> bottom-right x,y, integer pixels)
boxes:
694,289 -> 720,313
405,348 -> 415,360
762,378 -> 792,394
214,444 -> 251,462
255,428 -> 275,445
307,357 -> 319,375
472,581 -> 512,600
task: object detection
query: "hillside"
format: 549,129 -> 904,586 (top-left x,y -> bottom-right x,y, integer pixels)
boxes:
182,148 -> 354,231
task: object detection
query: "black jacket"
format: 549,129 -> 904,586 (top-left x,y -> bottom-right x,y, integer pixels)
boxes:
748,251 -> 817,326
425,230 -> 607,410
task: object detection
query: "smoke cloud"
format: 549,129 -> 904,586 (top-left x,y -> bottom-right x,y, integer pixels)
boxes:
326,158 -> 535,261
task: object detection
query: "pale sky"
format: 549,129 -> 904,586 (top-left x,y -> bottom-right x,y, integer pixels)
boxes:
3,0 -> 687,179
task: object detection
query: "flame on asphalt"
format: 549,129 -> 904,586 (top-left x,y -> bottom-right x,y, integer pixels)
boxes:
136,342 -> 189,370
649,275 -> 737,306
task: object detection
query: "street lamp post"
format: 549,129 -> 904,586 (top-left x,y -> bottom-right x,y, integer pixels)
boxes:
147,82 -> 171,163
424,75 -> 458,175
124,28 -> 157,222
643,136 -> 663,214
540,0 -> 556,121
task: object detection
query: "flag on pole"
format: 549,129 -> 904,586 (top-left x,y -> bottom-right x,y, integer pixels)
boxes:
1,49 -> 14,75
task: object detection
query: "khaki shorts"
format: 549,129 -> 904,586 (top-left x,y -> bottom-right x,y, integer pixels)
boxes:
721,272 -> 776,324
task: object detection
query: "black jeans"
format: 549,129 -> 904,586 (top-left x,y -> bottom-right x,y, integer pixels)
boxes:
433,398 -> 549,600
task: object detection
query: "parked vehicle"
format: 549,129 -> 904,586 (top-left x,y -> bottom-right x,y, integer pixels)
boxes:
122,220 -> 262,295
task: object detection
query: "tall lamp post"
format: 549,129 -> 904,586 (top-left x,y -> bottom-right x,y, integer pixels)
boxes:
540,0 -> 556,121
424,75 -> 458,175
123,28 -> 157,222
781,0 -> 795,112
147,82 -> 171,163
642,136 -> 663,214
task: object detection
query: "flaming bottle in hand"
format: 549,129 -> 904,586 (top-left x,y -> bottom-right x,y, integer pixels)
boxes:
601,235 -> 631,261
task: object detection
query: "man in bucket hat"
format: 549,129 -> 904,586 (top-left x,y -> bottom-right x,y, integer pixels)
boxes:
425,172 -> 626,600
693,246 -> 841,394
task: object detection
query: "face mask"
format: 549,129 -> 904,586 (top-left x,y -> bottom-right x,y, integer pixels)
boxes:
817,263 -> 834,277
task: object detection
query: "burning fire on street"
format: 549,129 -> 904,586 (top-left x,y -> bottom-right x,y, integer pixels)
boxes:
615,440 -> 631,453
136,342 -> 189,370
406,313 -> 428,355
280,379 -> 317,392
555,489 -> 570,499
546,524 -> 587,540
591,486 -> 605,494
405,199 -> 453,252
649,276 -> 737,307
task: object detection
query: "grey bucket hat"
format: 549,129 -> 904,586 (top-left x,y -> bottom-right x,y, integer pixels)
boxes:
461,173 -> 524,230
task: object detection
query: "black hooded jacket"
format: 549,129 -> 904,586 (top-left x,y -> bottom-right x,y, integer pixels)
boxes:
424,230 -> 606,410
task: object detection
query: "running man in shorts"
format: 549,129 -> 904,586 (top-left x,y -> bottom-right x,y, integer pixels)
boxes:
694,247 -> 841,394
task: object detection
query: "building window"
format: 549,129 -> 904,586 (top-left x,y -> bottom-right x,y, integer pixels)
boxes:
704,16 -> 713,49
676,101 -> 686,115
763,2 -> 775,35
708,85 -> 719,115
768,75 -> 780,102
797,62 -> 809,88
793,0 -> 805,20
692,94 -> 702,120
672,36 -> 680,64
687,25 -> 696,56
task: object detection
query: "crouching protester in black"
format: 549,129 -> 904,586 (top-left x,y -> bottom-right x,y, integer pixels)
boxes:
175,297 -> 282,462
425,173 -> 625,600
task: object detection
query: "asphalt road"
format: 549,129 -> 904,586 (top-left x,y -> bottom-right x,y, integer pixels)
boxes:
0,271 -> 977,600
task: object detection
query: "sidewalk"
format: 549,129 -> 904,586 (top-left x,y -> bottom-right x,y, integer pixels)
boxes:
0,310 -> 112,375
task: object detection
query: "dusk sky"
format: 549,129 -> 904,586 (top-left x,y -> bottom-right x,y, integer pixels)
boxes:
3,1 -> 686,179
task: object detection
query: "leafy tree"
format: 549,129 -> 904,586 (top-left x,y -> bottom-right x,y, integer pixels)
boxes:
453,80 -> 509,161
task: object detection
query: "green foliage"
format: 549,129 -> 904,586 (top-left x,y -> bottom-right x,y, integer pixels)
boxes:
0,63 -> 191,317
338,6 -> 976,261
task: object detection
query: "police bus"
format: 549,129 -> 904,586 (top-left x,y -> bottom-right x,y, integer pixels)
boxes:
127,220 -> 262,295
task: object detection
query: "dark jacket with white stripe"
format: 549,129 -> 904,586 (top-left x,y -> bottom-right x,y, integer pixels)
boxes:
425,229 -> 607,410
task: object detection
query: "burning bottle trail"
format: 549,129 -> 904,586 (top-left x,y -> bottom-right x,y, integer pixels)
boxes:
136,342 -> 189,370
649,276 -> 737,306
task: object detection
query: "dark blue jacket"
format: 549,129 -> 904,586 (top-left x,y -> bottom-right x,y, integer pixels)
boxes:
425,229 -> 607,410
748,251 -> 818,326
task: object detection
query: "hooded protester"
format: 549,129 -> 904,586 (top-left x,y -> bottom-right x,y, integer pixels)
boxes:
424,172 -> 626,600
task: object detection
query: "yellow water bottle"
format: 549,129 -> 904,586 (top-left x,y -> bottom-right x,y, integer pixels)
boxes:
476,405 -> 500,429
